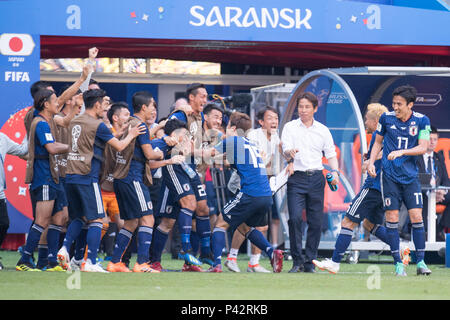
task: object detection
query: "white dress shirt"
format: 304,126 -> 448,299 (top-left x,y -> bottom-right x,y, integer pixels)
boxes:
423,152 -> 434,174
281,118 -> 336,171
247,127 -> 281,176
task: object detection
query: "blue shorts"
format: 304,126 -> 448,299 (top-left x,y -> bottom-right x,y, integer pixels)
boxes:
381,172 -> 423,211
66,182 -> 105,221
222,192 -> 273,231
114,179 -> 153,220
345,188 -> 384,225
31,183 -> 67,215
162,164 -> 207,202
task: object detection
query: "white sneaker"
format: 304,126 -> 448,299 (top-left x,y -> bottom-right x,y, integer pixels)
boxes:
81,259 -> 109,273
57,246 -> 71,271
69,257 -> 83,271
224,258 -> 241,273
247,264 -> 271,273
312,258 -> 340,274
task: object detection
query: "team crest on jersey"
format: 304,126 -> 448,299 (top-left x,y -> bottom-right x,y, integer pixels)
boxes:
166,205 -> 173,214
384,197 -> 391,207
409,125 -> 418,136
190,122 -> 198,136
183,183 -> 191,192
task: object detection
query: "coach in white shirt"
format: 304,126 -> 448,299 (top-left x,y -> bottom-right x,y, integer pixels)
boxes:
281,92 -> 339,273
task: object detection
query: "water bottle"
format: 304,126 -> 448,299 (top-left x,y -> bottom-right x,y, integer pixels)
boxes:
181,161 -> 196,179
326,172 -> 338,191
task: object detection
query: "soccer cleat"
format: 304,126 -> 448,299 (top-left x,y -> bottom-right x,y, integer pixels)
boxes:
81,259 -> 109,273
16,261 -> 41,272
132,262 -> 160,273
182,263 -> 204,272
247,263 -> 271,273
149,262 -> 163,272
178,252 -> 202,266
207,264 -> 223,273
57,246 -> 71,271
416,260 -> 432,276
395,262 -> 407,277
312,258 -> 340,274
45,264 -> 65,272
69,257 -> 83,271
270,249 -> 284,273
107,261 -> 132,273
400,244 -> 411,266
18,246 -> 36,268
199,253 -> 215,266
224,257 -> 241,273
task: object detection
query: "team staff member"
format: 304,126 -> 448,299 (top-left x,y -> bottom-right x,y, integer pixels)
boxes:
16,89 -> 70,271
57,89 -> 146,273
281,92 -> 339,273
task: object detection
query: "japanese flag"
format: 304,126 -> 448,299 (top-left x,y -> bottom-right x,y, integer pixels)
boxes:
0,33 -> 35,56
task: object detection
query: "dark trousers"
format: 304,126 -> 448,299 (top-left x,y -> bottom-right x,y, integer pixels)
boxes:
287,171 -> 325,268
0,199 -> 9,247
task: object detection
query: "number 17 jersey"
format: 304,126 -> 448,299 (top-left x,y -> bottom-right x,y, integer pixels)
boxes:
377,111 -> 430,184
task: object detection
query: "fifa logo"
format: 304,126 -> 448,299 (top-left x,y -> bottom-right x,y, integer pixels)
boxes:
71,125 -> 81,152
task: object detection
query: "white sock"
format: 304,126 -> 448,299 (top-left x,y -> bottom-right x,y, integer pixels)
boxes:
249,253 -> 261,266
228,248 -> 239,259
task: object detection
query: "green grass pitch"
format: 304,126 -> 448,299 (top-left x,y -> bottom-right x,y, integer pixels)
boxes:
0,250 -> 449,300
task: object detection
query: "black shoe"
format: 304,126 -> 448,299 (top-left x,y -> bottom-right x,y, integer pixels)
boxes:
288,265 -> 304,273
304,266 -> 316,273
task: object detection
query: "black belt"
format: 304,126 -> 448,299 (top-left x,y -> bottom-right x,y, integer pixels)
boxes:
295,169 -> 321,176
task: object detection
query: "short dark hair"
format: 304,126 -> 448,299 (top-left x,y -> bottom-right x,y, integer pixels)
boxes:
430,125 -> 438,135
186,83 -> 205,98
256,106 -> 278,121
298,92 -> 318,108
33,89 -> 54,112
229,112 -> 252,133
392,85 -> 417,104
107,102 -> 129,124
30,81 -> 52,99
132,91 -> 154,114
164,118 -> 188,136
89,78 -> 99,86
203,103 -> 223,116
83,89 -> 106,109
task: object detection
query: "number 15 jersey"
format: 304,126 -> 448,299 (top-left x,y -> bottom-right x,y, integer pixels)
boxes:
377,111 -> 430,184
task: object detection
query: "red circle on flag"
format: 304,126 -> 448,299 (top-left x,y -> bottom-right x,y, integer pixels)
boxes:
9,37 -> 23,52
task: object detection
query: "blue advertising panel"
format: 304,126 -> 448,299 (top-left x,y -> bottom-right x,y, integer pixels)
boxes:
0,0 -> 449,46
0,33 -> 40,233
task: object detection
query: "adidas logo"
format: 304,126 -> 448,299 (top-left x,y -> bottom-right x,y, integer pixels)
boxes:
390,125 -> 397,129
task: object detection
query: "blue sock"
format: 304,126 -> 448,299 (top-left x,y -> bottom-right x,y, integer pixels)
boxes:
63,218 -> 84,250
137,226 -> 153,264
412,222 -> 426,262
196,215 -> 212,256
386,221 -> 402,264
47,224 -> 62,264
190,231 -> 200,255
151,226 -> 169,263
371,224 -> 389,245
332,227 -> 353,263
111,228 -> 133,263
212,227 -> 226,266
246,228 -> 274,259
178,208 -> 194,253
86,222 -> 102,264
36,244 -> 48,269
21,224 -> 44,262
74,224 -> 88,261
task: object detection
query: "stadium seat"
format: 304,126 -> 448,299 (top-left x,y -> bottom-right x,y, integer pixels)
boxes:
435,138 -> 450,215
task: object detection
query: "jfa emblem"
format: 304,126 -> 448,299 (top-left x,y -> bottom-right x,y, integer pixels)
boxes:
409,125 -> 418,136
384,197 -> 391,207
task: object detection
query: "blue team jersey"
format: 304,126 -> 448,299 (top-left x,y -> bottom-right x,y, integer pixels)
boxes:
66,122 -> 114,185
377,111 -> 430,184
120,117 -> 151,182
362,131 -> 382,191
31,119 -> 58,190
215,136 -> 272,197
149,137 -> 172,176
